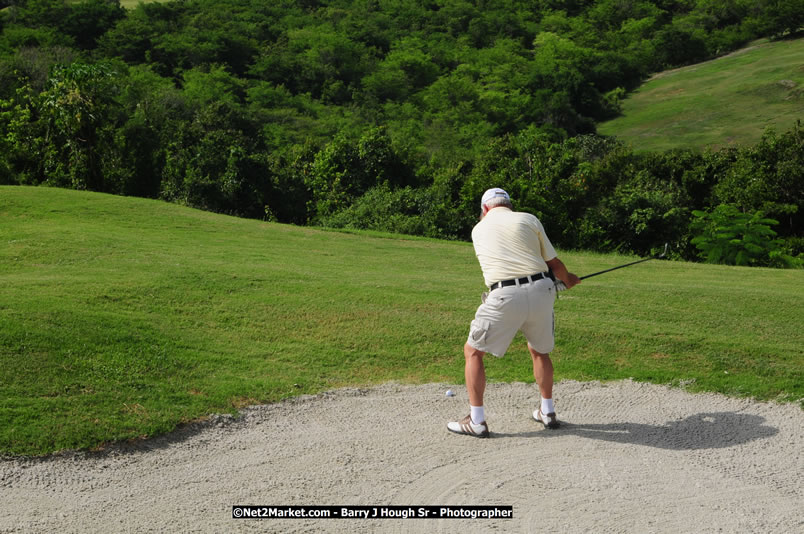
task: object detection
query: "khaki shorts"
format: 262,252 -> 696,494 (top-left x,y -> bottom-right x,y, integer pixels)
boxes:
466,278 -> 556,357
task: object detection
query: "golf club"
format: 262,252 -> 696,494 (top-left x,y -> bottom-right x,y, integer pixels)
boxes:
554,243 -> 669,291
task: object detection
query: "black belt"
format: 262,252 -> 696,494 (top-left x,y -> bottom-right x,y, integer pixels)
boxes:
489,272 -> 547,291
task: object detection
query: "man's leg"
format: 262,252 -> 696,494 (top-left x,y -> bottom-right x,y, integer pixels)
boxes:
449,291 -> 519,437
446,343 -> 490,437
528,344 -> 553,399
529,343 -> 559,428
464,342 -> 486,410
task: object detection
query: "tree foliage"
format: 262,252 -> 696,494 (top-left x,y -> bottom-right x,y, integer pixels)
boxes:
690,204 -> 800,267
1,0 -> 802,266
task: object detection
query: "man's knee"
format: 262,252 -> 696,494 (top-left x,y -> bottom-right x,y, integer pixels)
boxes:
528,343 -> 549,360
464,343 -> 485,360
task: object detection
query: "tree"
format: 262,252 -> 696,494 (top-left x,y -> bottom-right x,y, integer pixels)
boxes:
303,126 -> 411,222
713,124 -> 804,239
651,24 -> 709,68
97,1 -> 188,66
361,37 -> 439,102
181,64 -> 246,108
5,0 -> 70,29
60,0 -> 126,51
757,0 -> 804,39
585,168 -> 689,255
37,61 -> 125,191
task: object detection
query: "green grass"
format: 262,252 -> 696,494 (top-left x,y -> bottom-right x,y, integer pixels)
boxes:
598,37 -> 804,152
1,186 -> 802,455
119,0 -> 166,8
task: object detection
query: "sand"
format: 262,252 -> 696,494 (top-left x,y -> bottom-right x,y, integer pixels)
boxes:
1,379 -> 802,533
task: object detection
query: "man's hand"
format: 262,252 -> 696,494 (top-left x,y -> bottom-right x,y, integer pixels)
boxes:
564,272 -> 581,289
554,276 -> 580,292
546,257 -> 581,291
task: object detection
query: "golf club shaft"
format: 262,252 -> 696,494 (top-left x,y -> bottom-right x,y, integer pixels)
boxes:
580,243 -> 668,280
579,257 -> 655,280
554,243 -> 668,290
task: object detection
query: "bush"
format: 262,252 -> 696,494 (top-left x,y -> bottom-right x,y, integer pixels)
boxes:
713,124 -> 804,239
690,204 -> 801,268
581,169 -> 689,255
318,184 -> 432,237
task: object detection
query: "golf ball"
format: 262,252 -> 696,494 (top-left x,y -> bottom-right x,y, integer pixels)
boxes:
445,389 -> 455,397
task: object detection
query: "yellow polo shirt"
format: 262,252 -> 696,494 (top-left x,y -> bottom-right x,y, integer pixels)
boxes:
471,207 -> 557,287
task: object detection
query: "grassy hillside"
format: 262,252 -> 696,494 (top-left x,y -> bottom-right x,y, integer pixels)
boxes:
598,37 -> 804,152
1,186 -> 802,455
119,0 -> 165,7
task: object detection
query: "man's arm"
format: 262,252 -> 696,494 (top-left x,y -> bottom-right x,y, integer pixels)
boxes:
546,257 -> 581,289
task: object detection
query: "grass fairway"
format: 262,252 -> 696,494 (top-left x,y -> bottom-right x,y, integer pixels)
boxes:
598,37 -> 804,151
1,186 -> 802,455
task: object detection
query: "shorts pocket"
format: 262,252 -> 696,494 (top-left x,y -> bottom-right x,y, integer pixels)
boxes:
469,319 -> 491,345
485,292 -> 509,308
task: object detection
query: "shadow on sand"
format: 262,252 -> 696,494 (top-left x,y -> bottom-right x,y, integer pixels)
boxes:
495,412 -> 778,450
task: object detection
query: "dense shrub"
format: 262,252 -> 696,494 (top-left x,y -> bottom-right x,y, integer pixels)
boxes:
713,123 -> 804,239
582,169 -> 690,255
319,184 -> 433,236
690,204 -> 802,268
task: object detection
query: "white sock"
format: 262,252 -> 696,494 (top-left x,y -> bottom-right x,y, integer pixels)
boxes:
470,405 -> 485,425
541,398 -> 555,415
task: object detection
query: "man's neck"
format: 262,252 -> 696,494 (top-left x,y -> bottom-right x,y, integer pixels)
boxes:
483,206 -> 511,217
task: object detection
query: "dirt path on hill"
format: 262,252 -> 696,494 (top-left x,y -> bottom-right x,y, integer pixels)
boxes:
1,380 -> 802,533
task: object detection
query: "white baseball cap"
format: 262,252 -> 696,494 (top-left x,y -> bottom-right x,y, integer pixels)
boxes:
481,187 -> 510,209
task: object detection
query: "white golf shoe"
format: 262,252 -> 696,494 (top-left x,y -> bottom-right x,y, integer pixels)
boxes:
447,415 -> 489,438
533,408 -> 560,429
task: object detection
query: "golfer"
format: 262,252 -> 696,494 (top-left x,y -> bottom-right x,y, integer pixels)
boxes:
448,188 -> 580,437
